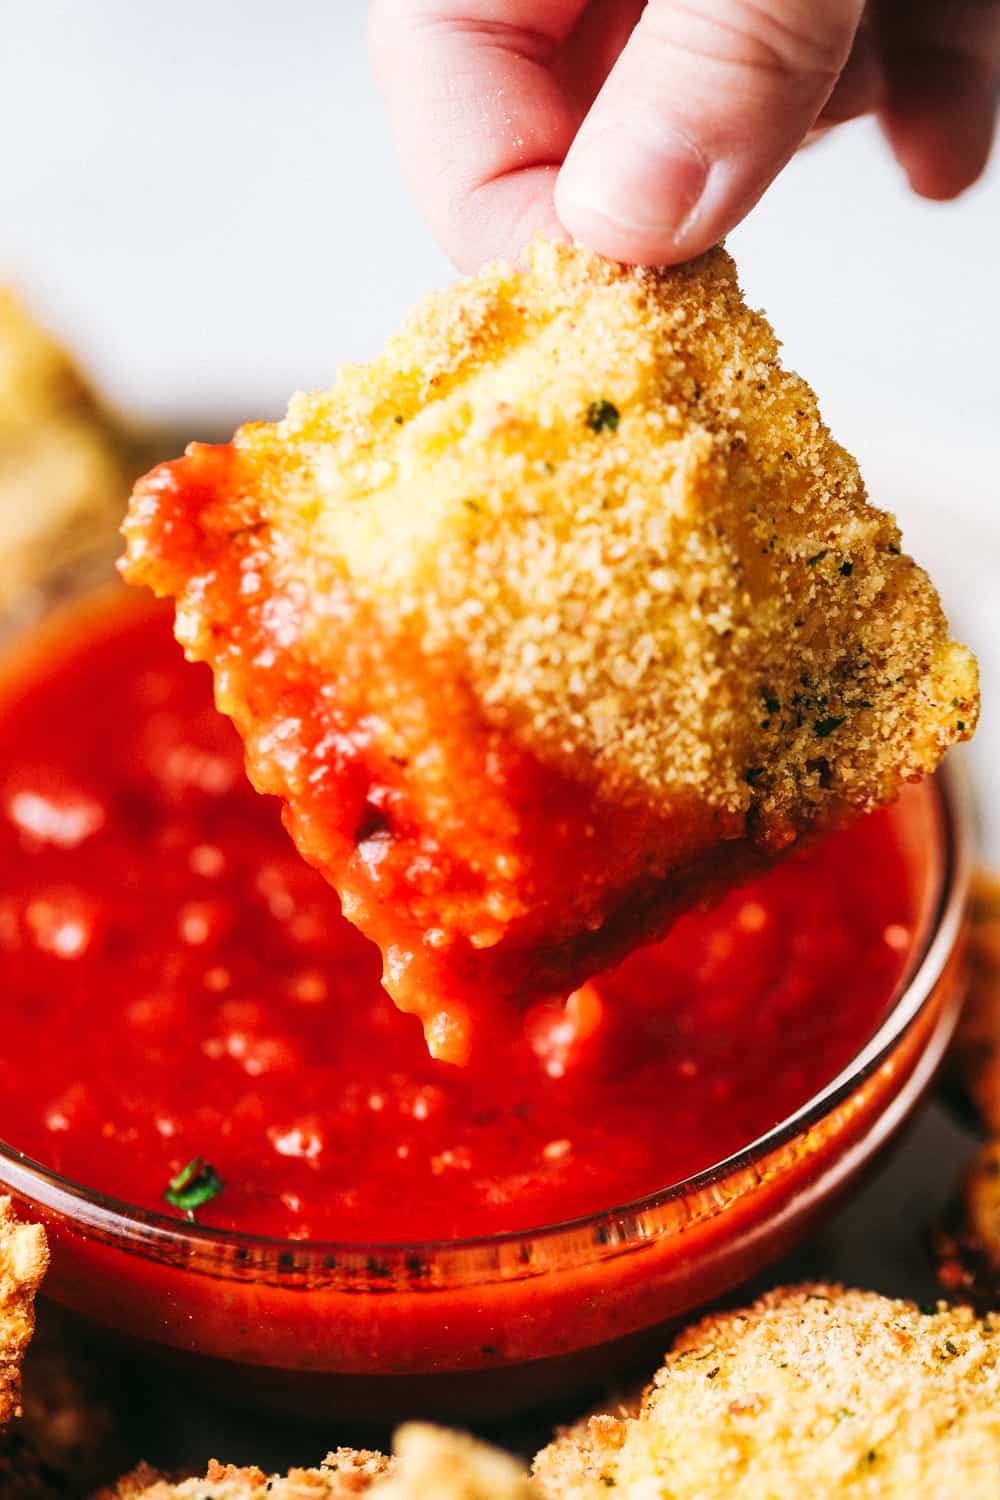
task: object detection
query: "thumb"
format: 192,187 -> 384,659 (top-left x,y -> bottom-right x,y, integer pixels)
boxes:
555,0 -> 865,264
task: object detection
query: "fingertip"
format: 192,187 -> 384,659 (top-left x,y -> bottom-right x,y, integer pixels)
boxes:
880,52 -> 998,202
450,165 -> 569,273
552,0 -> 868,267
368,4 -> 585,271
883,111 -> 995,202
901,151 -> 984,203
554,121 -> 714,265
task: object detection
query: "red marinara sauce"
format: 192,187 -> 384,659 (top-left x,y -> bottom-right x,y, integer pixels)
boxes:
0,592 -> 919,1243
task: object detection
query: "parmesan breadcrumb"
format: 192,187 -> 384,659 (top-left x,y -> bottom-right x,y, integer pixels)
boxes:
96,1426 -> 534,1500
0,1199 -> 48,1426
96,1448 -> 393,1499
533,1284 -> 1000,1499
276,241 -> 976,824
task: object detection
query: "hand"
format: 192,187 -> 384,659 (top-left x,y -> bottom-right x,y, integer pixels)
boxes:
369,1 -> 1000,269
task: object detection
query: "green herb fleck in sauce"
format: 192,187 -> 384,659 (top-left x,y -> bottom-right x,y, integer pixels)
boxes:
163,1157 -> 225,1220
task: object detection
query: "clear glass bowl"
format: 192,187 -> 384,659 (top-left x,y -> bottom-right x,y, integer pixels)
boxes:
0,554 -> 974,1421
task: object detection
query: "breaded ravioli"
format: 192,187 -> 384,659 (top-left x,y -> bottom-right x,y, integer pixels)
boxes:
98,1448 -> 393,1500
0,1199 -> 48,1426
121,243 -> 977,1061
533,1284 -> 1000,1499
98,1427 -> 532,1500
0,290 -> 136,613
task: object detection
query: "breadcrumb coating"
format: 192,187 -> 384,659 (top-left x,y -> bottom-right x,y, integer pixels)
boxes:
97,1427 -> 533,1500
0,1199 -> 48,1426
0,290 -> 135,612
533,1284 -> 1000,1499
121,242 -> 977,1058
289,241 -> 975,820
97,1448 -> 393,1499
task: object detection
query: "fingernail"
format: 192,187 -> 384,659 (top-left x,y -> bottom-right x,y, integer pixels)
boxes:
556,120 -> 709,261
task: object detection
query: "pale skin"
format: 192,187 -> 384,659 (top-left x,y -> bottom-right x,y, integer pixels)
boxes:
369,0 -> 1000,269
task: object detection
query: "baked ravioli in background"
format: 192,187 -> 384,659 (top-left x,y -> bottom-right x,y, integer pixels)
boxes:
533,1285 -> 1000,1500
0,289 -> 140,613
0,1198 -> 47,1428
121,243 -> 978,1063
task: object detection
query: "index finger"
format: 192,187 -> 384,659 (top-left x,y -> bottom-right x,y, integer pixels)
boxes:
369,0 -> 589,269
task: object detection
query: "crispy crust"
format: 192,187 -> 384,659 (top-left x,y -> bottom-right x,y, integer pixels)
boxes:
0,289 -> 136,612
121,242 -> 976,1056
96,1449 -> 394,1499
533,1284 -> 1000,1499
308,242 -> 974,816
0,1199 -> 48,1426
96,1428 -> 534,1500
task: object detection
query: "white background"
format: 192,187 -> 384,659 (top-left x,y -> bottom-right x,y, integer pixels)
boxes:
2,0 -> 998,845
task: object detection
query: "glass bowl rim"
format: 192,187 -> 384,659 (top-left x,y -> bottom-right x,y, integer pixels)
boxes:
0,756 -> 973,1264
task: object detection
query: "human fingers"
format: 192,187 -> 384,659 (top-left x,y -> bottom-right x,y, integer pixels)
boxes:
873,0 -> 1000,199
368,0 -> 589,269
554,0 -> 867,264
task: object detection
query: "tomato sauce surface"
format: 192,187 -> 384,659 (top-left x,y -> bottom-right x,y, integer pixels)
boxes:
0,594 -> 919,1242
